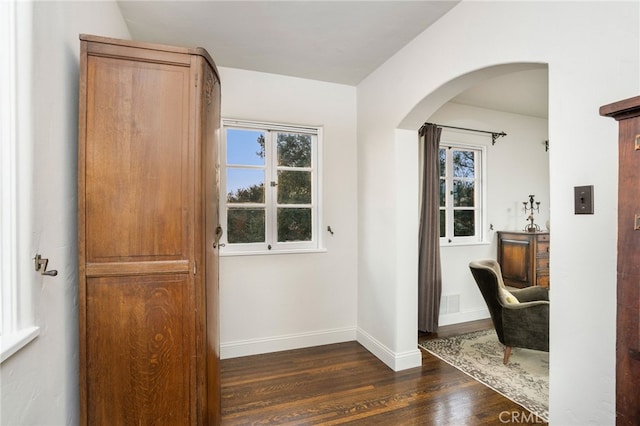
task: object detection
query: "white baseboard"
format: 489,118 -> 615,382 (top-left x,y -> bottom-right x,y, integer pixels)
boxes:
438,308 -> 490,327
220,314 -> 486,365
220,326 -> 357,359
356,327 -> 422,372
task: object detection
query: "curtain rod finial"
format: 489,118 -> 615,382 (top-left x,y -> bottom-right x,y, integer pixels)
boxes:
491,132 -> 507,145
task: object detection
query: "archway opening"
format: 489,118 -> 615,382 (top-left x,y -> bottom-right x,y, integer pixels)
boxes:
399,62 -> 550,331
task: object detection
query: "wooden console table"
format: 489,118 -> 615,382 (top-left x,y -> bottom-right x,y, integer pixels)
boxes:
497,231 -> 550,288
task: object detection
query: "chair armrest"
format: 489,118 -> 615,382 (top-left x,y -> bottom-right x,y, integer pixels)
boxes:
502,301 -> 549,352
510,286 -> 549,302
503,300 -> 549,310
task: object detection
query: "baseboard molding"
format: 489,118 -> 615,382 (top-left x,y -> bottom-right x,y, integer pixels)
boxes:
438,308 -> 490,327
220,326 -> 357,359
356,327 -> 422,372
220,316 -> 485,365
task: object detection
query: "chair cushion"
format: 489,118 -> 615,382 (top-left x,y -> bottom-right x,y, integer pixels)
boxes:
498,287 -> 520,305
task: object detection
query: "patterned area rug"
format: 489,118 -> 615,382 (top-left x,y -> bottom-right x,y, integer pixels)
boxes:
419,329 -> 549,422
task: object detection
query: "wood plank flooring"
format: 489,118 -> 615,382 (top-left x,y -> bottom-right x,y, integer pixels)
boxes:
221,319 -> 547,425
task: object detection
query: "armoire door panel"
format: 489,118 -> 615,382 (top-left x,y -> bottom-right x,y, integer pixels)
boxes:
618,119 -> 640,278
86,274 -> 192,425
85,56 -> 190,262
616,278 -> 640,423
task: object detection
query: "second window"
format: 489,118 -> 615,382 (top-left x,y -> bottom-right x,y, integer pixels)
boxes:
439,143 -> 485,244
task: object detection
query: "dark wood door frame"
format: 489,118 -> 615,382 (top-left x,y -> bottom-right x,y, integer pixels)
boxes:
600,95 -> 640,425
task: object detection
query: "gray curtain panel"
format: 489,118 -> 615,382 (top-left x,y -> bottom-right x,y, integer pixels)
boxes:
418,123 -> 442,333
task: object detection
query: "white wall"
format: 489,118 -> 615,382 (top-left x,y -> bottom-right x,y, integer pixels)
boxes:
357,1 -> 638,424
218,67 -> 358,358
0,1 -> 130,424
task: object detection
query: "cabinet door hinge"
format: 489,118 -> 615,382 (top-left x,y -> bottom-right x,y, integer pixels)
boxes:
193,261 -> 197,275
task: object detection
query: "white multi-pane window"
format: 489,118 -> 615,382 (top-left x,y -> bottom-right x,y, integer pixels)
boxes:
220,119 -> 321,254
439,143 -> 485,245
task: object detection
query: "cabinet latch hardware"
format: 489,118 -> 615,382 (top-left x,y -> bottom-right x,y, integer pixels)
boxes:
34,254 -> 58,276
635,134 -> 640,150
635,214 -> 640,231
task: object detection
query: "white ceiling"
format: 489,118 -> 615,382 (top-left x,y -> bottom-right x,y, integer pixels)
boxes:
118,1 -> 460,85
117,0 -> 548,118
451,68 -> 548,119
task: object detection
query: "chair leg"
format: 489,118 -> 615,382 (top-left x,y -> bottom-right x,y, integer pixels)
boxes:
503,346 -> 512,364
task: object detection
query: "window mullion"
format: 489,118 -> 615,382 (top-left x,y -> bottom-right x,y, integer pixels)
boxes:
267,131 -> 278,247
446,149 -> 454,241
475,151 -> 482,238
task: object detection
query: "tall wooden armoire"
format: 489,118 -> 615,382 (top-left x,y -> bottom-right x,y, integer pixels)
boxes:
600,95 -> 640,424
78,34 -> 221,425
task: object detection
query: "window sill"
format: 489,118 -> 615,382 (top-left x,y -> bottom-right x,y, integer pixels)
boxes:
1,326 -> 40,363
220,247 -> 328,257
440,241 -> 491,248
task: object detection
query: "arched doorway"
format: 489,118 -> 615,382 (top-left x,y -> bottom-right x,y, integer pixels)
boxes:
398,62 -> 549,330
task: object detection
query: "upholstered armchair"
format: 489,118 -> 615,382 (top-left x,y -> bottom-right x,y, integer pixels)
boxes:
469,259 -> 549,364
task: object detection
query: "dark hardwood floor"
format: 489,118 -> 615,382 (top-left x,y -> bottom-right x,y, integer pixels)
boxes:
221,319 -> 547,425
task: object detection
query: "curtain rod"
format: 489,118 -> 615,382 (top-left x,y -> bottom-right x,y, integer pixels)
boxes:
422,122 -> 507,145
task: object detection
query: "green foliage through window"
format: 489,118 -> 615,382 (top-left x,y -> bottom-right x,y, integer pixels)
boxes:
278,133 -> 311,167
227,209 -> 265,243
278,208 -> 312,242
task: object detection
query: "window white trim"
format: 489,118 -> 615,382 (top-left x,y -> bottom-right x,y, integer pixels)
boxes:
0,0 -> 39,363
220,119 -> 323,255
1,0 -> 17,343
1,327 -> 39,363
439,140 -> 487,246
222,119 -> 319,135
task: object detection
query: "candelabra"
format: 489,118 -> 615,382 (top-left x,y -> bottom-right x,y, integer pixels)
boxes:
523,194 -> 541,232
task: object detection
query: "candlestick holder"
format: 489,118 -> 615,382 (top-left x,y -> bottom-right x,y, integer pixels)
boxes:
523,194 -> 541,232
